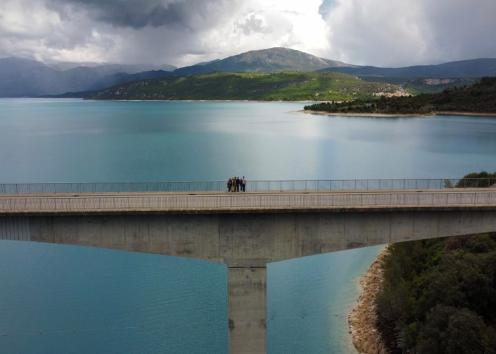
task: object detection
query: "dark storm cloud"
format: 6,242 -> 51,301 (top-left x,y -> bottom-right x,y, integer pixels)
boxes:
47,0 -> 229,30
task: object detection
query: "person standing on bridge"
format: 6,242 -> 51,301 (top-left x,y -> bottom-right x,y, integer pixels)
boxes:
227,178 -> 232,192
242,176 -> 246,192
234,177 -> 239,192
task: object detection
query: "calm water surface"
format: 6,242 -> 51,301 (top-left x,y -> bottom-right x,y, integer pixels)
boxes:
1,99 -> 496,353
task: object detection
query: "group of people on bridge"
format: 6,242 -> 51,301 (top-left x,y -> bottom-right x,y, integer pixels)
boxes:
227,176 -> 246,192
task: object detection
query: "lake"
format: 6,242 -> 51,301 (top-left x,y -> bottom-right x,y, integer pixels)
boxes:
1,99 -> 496,353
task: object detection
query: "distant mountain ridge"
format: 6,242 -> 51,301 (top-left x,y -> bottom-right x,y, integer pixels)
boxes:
322,58 -> 496,78
0,57 -> 175,97
46,61 -> 175,73
2,48 -> 496,97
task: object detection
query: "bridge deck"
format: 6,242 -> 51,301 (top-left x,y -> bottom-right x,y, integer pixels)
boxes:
1,189 -> 495,214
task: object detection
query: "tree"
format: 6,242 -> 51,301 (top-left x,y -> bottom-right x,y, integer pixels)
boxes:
417,306 -> 488,354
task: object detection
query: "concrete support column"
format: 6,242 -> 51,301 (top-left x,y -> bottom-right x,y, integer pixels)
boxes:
228,266 -> 267,354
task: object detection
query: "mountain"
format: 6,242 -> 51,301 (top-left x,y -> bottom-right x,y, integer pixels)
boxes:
0,57 -> 61,97
304,77 -> 496,115
321,58 -> 496,79
3,47 -> 353,97
172,47 -> 352,76
87,71 -> 404,101
0,57 -> 175,97
47,61 -> 175,73
89,70 -> 175,92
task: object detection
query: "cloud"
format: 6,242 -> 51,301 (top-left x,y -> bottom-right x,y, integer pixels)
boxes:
199,0 -> 330,63
0,0 -> 495,67
323,0 -> 496,66
235,13 -> 272,36
0,0 -> 329,66
47,0 -> 239,30
0,0 -> 117,62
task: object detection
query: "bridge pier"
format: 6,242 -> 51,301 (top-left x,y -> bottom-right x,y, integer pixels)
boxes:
228,266 -> 267,354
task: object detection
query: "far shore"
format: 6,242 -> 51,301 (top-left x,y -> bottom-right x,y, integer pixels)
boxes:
81,98 -> 323,104
302,110 -> 432,118
301,109 -> 496,118
435,111 -> 496,117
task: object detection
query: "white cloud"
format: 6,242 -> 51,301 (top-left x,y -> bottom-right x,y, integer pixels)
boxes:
185,0 -> 330,65
323,0 -> 496,66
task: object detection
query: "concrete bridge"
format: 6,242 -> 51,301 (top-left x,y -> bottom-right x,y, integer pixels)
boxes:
1,179 -> 496,354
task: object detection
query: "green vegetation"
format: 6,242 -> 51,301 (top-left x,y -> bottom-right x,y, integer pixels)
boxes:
360,77 -> 476,95
377,234 -> 496,353
305,77 -> 496,114
377,172 -> 496,353
456,172 -> 496,188
403,78 -> 476,95
88,72 -> 402,101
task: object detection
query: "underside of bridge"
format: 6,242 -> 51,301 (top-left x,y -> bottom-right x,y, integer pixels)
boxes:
1,208 -> 496,354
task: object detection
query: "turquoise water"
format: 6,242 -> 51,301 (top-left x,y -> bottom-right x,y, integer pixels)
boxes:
0,241 -> 227,354
1,99 -> 496,182
268,248 -> 383,354
1,98 -> 496,353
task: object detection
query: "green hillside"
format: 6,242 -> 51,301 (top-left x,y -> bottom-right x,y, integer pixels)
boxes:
360,77 -> 476,94
305,77 -> 496,114
88,72 -> 403,101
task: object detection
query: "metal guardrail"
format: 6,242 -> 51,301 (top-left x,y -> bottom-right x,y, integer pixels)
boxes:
0,178 -> 495,195
1,190 -> 496,214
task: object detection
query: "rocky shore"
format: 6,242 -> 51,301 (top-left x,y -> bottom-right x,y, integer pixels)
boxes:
348,247 -> 389,354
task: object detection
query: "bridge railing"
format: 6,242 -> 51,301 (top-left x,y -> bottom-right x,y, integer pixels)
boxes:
0,178 -> 494,195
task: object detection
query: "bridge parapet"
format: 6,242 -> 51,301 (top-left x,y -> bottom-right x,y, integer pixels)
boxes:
1,178 -> 495,195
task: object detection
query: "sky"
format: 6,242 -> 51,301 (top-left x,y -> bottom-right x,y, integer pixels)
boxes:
1,0 -> 495,67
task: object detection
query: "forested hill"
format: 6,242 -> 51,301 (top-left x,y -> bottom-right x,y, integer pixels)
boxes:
87,72 -> 404,101
305,77 -> 496,114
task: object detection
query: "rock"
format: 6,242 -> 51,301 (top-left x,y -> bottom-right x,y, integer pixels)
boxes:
348,247 -> 390,354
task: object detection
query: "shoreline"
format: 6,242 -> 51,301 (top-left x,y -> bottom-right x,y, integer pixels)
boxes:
435,111 -> 496,117
6,97 -> 322,104
302,110 -> 430,118
85,98 -> 322,104
348,247 -> 389,354
301,109 -> 496,118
